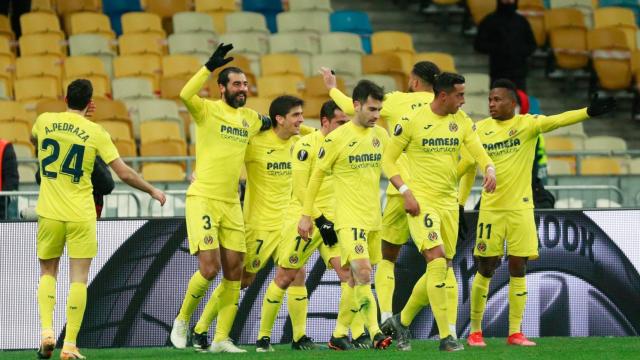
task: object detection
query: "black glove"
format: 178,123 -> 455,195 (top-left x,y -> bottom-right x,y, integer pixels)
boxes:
205,43 -> 234,72
315,214 -> 338,247
458,205 -> 468,240
587,93 -> 616,117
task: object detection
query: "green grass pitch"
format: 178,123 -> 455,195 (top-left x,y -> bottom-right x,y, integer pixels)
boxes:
3,337 -> 640,359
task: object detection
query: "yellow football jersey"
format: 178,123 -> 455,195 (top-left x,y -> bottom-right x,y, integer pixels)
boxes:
182,67 -> 267,203
303,121 -> 389,231
383,105 -> 493,210
329,89 -> 434,196
243,129 -> 298,230
458,109 -> 589,210
290,130 -> 335,220
32,112 -> 119,221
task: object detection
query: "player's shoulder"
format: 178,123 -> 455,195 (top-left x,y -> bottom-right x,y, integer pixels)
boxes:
324,121 -> 351,142
373,124 -> 388,137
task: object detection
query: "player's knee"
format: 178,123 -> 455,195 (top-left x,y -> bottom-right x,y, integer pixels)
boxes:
199,263 -> 219,280
508,257 -> 527,277
381,240 -> 401,262
274,269 -> 296,289
477,257 -> 499,278
353,266 -> 372,284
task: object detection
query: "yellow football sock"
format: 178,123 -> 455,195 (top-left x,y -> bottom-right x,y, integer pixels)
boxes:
446,267 -> 459,338
508,276 -> 527,336
257,281 -> 285,339
470,272 -> 491,333
194,281 -> 225,334
400,272 -> 429,327
64,282 -> 87,344
287,286 -> 308,342
426,258 -> 449,339
350,311 -> 366,339
354,284 -> 380,335
333,283 -> 355,338
213,279 -> 241,342
38,275 -> 57,331
178,271 -> 211,322
374,259 -> 395,316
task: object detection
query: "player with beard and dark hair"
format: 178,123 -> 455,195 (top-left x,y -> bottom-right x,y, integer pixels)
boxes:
170,43 -> 273,353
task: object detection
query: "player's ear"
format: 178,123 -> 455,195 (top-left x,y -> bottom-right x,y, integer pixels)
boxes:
353,100 -> 361,112
64,96 -> 68,105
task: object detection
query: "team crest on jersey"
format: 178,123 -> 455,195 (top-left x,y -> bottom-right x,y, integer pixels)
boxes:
509,128 -> 517,137
477,241 -> 487,252
318,147 -> 325,159
204,235 -> 214,245
289,254 -> 299,265
297,149 -> 308,161
449,122 -> 458,132
242,119 -> 250,128
393,124 -> 403,136
354,244 -> 365,254
252,259 -> 261,269
372,137 -> 380,148
428,232 -> 438,241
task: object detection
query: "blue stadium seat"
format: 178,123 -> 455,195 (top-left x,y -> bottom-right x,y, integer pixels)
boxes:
330,10 -> 373,53
529,95 -> 541,114
242,0 -> 283,33
103,0 -> 143,36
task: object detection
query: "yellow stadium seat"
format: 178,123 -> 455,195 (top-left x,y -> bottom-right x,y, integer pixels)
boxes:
519,0 -> 546,47
302,96 -> 327,119
121,12 -> 165,36
304,75 -> 345,98
145,0 -> 191,19
467,0 -> 496,25
19,33 -> 65,56
20,12 -> 63,35
63,76 -> 110,99
16,55 -> 63,87
547,158 -> 575,175
113,54 -> 162,91
257,75 -> 303,99
113,138 -> 137,157
195,0 -> 237,12
361,53 -> 407,91
0,15 -> 14,42
244,97 -> 272,115
160,76 -> 188,101
581,157 -> 624,175
119,33 -> 167,56
35,99 -> 66,115
69,12 -> 115,40
0,37 -> 11,58
98,119 -> 133,140
260,53 -> 304,77
140,120 -> 183,143
12,141 -> 35,158
545,8 -> 589,70
92,98 -> 130,122
594,7 -> 637,50
142,162 -> 185,182
112,77 -> 155,100
140,139 -> 188,158
162,54 -> 202,78
63,56 -> 110,96
588,28 -> 633,90
545,135 -> 579,171
310,53 -> 362,80
413,52 -> 457,73
0,121 -> 31,142
14,77 -> 60,103
18,163 -> 38,183
359,74 -> 398,92
371,31 -> 415,54
0,101 -> 30,124
584,135 -> 627,151
57,0 -> 102,15
31,0 -> 55,12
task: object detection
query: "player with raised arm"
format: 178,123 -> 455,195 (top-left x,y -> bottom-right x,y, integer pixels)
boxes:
298,80 -> 392,350
322,63 -> 443,324
381,73 -> 496,352
457,79 -> 615,347
34,79 -> 166,359
169,43 -> 273,353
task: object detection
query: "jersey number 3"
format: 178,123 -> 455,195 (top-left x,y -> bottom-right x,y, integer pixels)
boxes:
40,138 -> 86,183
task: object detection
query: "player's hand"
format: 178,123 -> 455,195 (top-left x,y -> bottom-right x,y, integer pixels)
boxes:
587,93 -> 616,117
205,43 -> 234,72
483,166 -> 496,193
189,171 -> 197,184
314,214 -> 338,246
402,190 -> 420,216
85,100 -> 95,118
151,188 -> 167,206
298,215 -> 314,240
318,66 -> 337,90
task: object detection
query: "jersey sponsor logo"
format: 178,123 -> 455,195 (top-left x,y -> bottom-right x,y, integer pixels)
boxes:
289,254 -> 299,265
349,141 -> 357,147
318,147 -> 325,159
421,138 -> 460,147
44,122 -> 90,142
266,161 -> 291,170
267,149 -> 275,154
348,153 -> 382,163
220,124 -> 249,142
509,128 -> 518,137
354,243 -> 365,254
393,124 -> 403,136
449,122 -> 458,132
476,241 -> 487,252
204,235 -> 214,245
372,137 -> 380,148
428,231 -> 438,241
482,138 -> 521,156
423,125 -> 433,130
484,131 -> 495,136
297,149 -> 308,161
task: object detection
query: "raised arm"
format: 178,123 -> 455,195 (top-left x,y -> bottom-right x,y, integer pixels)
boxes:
319,67 -> 356,116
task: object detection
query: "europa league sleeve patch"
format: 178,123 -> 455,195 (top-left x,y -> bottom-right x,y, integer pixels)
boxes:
297,149 -> 308,161
393,124 -> 403,136
318,147 -> 325,159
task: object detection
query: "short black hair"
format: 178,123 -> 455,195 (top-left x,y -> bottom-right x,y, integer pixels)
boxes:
269,95 -> 304,128
411,61 -> 441,86
320,100 -> 342,120
66,79 -> 92,110
352,79 -> 384,104
217,67 -> 244,86
491,78 -> 518,101
433,72 -> 465,96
